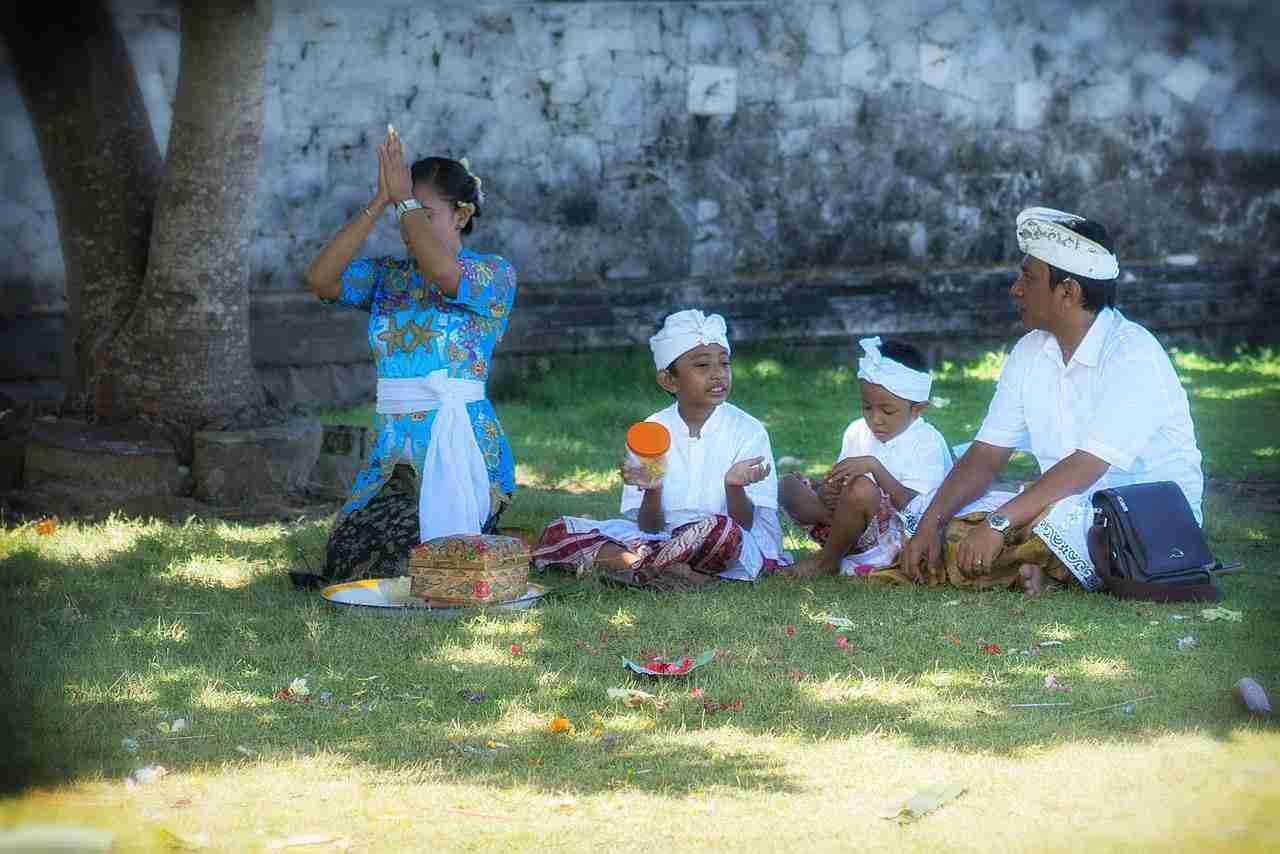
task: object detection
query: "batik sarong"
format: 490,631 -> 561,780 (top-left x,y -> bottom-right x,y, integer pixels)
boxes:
532,514 -> 746,588
323,464 -> 511,581
807,486 -> 906,576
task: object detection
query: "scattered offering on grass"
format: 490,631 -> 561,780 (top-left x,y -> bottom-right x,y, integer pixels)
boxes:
1176,636 -> 1198,650
288,677 -> 310,697
459,690 -> 486,703
1235,677 -> 1272,718
702,698 -> 745,714
121,737 -> 139,754
126,765 -> 168,788
548,716 -> 576,735
880,784 -> 967,823
980,643 -> 1003,654
1201,607 -> 1243,622
35,517 -> 59,536
783,624 -> 797,637
811,604 -> 855,630
623,648 -> 715,677
510,644 -> 523,657
607,687 -> 667,710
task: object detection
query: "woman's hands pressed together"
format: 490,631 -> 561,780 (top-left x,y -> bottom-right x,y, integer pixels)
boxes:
379,126 -> 414,204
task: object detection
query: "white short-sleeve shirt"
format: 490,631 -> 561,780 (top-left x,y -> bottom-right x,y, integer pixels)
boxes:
620,401 -> 783,562
838,416 -> 953,497
975,307 -> 1204,520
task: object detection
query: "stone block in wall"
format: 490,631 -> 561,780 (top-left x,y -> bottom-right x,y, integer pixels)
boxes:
24,419 -> 183,500
308,424 -> 371,501
193,418 -> 322,505
688,65 -> 738,115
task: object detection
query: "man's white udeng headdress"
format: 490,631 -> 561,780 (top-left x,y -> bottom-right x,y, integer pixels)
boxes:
1016,207 -> 1118,281
650,309 -> 730,370
857,337 -> 931,403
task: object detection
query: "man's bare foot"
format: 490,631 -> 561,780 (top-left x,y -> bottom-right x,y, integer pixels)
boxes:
784,557 -> 837,579
1019,564 -> 1047,598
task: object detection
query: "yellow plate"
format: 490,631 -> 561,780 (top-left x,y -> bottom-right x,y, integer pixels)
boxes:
322,578 -> 548,617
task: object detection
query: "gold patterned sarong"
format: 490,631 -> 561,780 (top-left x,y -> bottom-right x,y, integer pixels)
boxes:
865,507 -> 1071,589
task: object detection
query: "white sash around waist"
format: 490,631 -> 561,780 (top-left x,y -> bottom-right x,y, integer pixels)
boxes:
376,372 -> 490,542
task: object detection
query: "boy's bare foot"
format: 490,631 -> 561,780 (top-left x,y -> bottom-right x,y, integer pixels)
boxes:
1019,564 -> 1047,598
651,561 -> 715,592
784,557 -> 836,579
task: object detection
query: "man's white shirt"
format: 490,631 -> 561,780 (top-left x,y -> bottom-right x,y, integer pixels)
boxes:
975,307 -> 1204,521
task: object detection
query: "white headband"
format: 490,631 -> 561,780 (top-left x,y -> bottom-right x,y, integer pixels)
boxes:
650,309 -> 730,370
856,337 -> 932,403
1016,207 -> 1118,281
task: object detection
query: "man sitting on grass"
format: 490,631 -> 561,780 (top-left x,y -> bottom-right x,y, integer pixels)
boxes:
894,207 -> 1205,595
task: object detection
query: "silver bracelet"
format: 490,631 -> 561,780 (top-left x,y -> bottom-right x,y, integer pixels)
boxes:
361,206 -> 377,220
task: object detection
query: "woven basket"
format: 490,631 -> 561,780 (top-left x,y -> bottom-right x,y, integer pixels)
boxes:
408,534 -> 530,605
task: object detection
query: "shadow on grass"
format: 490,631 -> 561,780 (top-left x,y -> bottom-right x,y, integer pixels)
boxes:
4,496 -> 1278,798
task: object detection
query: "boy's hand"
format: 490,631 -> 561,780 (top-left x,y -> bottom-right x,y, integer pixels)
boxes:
725,456 -> 771,487
818,476 -> 842,511
827,455 -> 877,483
618,460 -> 657,489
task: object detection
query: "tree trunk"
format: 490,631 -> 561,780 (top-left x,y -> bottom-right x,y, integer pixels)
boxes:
1,2 -> 161,416
112,0 -> 270,436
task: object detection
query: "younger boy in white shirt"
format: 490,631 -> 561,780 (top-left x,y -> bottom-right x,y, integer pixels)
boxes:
531,309 -> 787,590
782,337 -> 951,577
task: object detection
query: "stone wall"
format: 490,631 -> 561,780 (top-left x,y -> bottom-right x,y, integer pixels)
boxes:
3,0 -> 1279,406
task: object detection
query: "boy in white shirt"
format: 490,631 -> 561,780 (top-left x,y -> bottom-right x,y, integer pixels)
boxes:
782,337 -> 952,578
531,310 -> 788,591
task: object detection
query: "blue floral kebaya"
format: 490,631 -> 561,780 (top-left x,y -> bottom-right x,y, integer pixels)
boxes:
327,248 -> 518,519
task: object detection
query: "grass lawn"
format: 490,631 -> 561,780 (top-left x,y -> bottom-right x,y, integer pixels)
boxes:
3,344 -> 1279,852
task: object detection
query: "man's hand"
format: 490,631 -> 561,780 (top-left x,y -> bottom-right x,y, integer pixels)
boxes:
725,456 -> 770,487
900,517 -> 945,584
955,522 -> 1004,573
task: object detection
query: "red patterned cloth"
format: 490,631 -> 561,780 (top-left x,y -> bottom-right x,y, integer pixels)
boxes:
533,514 -> 744,582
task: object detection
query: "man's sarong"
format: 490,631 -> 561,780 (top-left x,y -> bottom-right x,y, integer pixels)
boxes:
533,514 -> 746,587
865,507 -> 1072,589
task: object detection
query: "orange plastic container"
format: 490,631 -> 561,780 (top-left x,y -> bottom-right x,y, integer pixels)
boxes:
624,421 -> 671,488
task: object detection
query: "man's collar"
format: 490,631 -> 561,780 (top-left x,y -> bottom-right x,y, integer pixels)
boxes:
1042,307 -> 1115,368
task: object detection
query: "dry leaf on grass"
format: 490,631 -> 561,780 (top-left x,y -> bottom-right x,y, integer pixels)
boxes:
880,784 -> 967,823
264,833 -> 349,850
1201,607 -> 1243,622
607,687 -> 667,711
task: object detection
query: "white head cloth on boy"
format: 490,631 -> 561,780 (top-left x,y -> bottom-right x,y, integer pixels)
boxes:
857,337 -> 932,403
649,309 -> 731,370
1016,206 -> 1119,281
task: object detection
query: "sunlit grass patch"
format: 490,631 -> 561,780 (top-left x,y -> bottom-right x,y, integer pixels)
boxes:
4,343 -> 1280,852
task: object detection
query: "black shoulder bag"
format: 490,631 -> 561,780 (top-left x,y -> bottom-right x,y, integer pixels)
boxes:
1090,481 -> 1236,603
